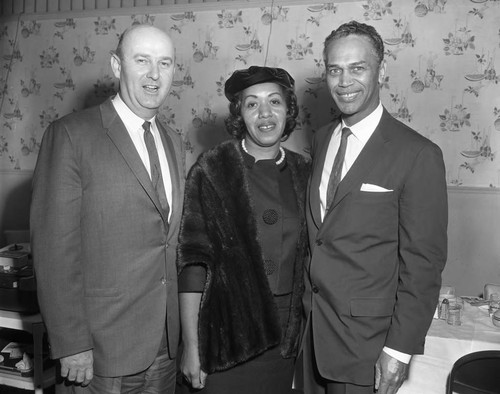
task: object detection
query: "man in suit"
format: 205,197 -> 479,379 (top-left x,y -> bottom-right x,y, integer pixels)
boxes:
30,24 -> 185,393
302,21 -> 448,394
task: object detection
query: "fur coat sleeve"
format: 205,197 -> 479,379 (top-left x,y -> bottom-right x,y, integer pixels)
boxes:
177,140 -> 310,373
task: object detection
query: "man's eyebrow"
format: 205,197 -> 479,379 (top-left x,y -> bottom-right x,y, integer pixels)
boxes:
327,61 -> 368,68
133,54 -> 173,62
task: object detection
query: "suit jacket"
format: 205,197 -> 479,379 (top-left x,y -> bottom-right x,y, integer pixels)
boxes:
304,108 -> 448,385
30,98 -> 185,377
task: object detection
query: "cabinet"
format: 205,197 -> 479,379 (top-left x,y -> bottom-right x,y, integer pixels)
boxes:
0,310 -> 55,393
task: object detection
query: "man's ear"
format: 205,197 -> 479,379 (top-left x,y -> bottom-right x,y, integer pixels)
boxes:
110,53 -> 121,79
378,60 -> 387,85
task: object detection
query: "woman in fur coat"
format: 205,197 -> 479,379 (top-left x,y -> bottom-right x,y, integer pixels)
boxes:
177,66 -> 310,394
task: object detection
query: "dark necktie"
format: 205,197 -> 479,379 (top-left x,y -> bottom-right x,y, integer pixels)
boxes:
326,127 -> 352,210
143,121 -> 170,220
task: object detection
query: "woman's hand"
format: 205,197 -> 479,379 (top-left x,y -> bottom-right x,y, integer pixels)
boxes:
179,292 -> 206,389
181,344 -> 207,389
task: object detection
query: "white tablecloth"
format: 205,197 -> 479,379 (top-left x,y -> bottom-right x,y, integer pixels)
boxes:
398,303 -> 500,394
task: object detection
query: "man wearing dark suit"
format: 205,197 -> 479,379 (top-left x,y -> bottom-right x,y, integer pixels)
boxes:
30,24 -> 185,393
302,21 -> 448,394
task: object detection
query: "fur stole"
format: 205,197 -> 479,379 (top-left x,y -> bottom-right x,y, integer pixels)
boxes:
177,139 -> 310,373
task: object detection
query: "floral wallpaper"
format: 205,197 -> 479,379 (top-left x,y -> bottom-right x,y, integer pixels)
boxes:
0,0 -> 499,187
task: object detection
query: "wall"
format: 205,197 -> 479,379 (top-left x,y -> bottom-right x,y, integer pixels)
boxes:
0,170 -> 31,243
0,0 -> 260,17
445,188 -> 500,296
0,0 -> 499,294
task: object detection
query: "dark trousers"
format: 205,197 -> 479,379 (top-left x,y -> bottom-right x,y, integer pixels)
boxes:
300,319 -> 374,394
56,331 -> 176,394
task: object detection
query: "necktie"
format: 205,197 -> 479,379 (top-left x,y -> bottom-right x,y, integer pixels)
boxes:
143,121 -> 170,220
326,127 -> 352,210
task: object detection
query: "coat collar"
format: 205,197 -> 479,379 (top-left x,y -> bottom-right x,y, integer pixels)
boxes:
309,120 -> 338,229
312,108 -> 393,225
99,98 -> 171,225
329,121 -> 388,210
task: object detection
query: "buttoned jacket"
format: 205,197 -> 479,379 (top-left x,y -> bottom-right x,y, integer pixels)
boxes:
31,97 -> 185,376
305,108 -> 448,385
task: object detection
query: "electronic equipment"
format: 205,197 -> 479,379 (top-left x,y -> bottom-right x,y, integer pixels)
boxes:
0,243 -> 39,314
0,243 -> 29,268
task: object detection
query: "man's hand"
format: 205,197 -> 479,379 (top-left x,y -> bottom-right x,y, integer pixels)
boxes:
60,349 -> 94,386
375,351 -> 409,394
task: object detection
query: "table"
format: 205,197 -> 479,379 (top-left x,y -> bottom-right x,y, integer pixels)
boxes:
399,302 -> 500,394
0,310 -> 55,393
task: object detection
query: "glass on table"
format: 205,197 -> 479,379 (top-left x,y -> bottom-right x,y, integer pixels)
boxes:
447,307 -> 462,326
448,296 -> 464,313
436,285 -> 456,319
446,296 -> 464,326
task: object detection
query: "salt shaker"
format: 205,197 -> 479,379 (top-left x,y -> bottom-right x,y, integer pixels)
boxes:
439,298 -> 449,320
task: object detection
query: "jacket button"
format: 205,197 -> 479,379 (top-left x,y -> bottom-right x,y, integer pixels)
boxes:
161,277 -> 167,285
312,285 -> 319,293
315,239 -> 323,246
262,209 -> 279,225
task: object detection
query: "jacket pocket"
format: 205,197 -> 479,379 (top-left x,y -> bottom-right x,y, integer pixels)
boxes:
350,298 -> 394,317
356,190 -> 396,203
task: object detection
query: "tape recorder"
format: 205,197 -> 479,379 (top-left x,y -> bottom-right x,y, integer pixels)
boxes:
0,243 -> 39,313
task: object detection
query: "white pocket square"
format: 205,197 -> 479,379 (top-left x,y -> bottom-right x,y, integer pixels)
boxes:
360,183 -> 393,192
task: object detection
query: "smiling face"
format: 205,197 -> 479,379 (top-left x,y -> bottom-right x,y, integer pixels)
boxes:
240,82 -> 288,159
111,25 -> 175,120
325,34 -> 386,126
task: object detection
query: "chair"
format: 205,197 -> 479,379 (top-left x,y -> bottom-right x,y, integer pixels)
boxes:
446,350 -> 500,394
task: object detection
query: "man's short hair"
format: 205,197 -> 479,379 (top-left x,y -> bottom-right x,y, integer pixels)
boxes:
323,20 -> 385,65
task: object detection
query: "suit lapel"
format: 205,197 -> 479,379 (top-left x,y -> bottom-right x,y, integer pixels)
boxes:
309,122 -> 339,229
156,119 -> 181,227
100,99 -> 165,221
327,111 -> 391,213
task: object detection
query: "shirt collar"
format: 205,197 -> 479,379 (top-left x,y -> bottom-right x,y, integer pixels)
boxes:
341,102 -> 383,144
112,93 -> 156,131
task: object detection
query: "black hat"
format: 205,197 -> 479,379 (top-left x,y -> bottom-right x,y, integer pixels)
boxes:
224,66 -> 295,101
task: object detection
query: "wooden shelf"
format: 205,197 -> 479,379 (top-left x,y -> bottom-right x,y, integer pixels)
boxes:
0,368 -> 55,390
0,310 -> 55,393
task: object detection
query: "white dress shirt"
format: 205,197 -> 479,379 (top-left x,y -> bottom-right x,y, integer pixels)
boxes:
319,103 -> 382,220
318,102 -> 411,364
112,94 -> 173,221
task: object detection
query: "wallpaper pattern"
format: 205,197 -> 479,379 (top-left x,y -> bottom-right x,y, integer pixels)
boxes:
0,0 -> 499,187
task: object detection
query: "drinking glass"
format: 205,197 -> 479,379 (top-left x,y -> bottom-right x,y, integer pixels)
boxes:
447,296 -> 464,326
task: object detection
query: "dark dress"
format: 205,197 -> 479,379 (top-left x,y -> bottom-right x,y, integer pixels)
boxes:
177,140 -> 310,394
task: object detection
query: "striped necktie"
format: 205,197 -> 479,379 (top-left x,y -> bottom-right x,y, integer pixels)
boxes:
326,127 -> 352,210
143,121 -> 170,220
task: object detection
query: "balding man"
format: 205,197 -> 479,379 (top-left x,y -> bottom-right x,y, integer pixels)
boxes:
31,24 -> 185,393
